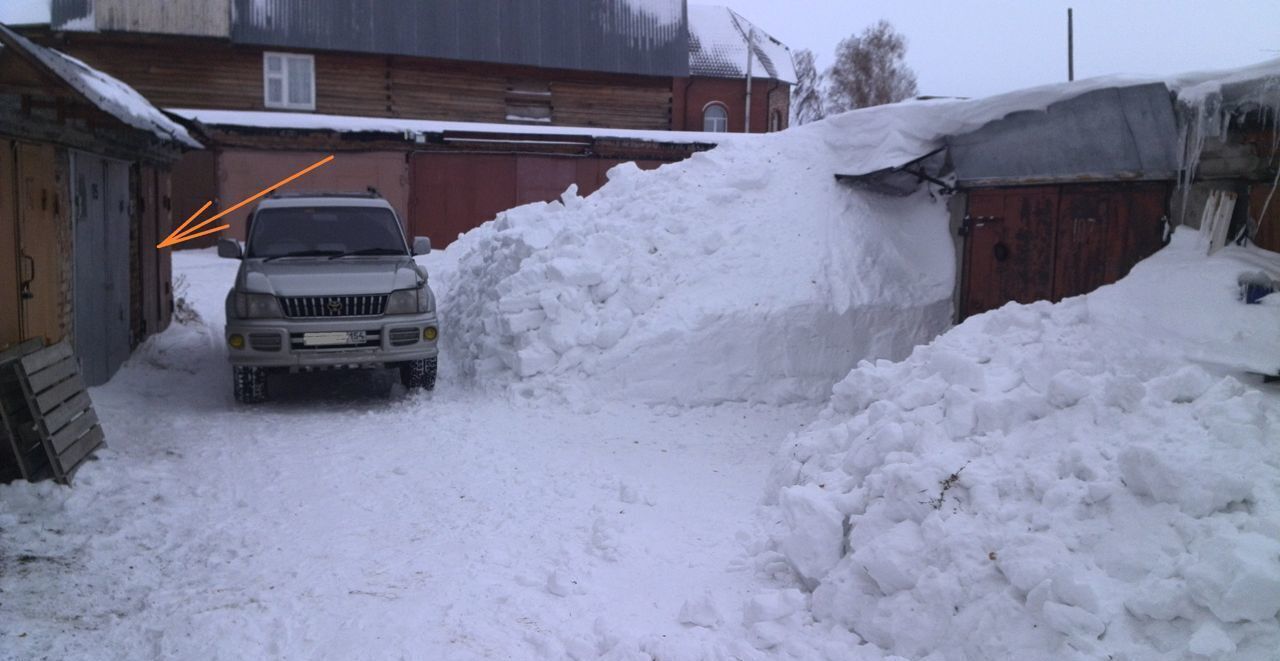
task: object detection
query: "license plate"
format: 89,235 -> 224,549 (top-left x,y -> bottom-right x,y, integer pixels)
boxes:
302,331 -> 366,346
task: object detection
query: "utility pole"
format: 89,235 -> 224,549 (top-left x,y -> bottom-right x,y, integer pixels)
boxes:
744,27 -> 754,132
1067,8 -> 1075,81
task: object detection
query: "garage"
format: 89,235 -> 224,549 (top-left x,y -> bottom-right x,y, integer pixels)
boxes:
960,182 -> 1169,319
946,83 -> 1181,320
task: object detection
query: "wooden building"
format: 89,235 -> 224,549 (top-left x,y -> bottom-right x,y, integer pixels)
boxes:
0,24 -> 197,385
21,1 -> 793,134
10,0 -> 794,249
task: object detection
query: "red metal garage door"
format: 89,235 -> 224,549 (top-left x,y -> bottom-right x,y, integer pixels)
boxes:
409,153 -> 667,249
960,183 -> 1169,320
961,186 -> 1059,319
409,153 -> 517,249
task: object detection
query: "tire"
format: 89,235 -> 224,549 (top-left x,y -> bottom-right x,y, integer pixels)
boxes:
400,357 -> 437,391
233,366 -> 269,404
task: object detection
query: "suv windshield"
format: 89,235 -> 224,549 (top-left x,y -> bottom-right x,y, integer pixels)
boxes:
247,206 -> 407,259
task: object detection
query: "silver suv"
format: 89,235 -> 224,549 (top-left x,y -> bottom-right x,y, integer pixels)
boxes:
217,192 -> 438,403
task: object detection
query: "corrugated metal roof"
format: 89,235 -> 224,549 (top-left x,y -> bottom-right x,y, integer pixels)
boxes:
230,0 -> 688,78
947,83 -> 1179,186
687,4 -> 795,84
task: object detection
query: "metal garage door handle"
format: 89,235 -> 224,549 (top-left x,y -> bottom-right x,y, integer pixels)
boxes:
20,254 -> 35,299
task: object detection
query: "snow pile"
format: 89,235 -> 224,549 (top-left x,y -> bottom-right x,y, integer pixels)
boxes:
443,130 -> 955,405
763,231 -> 1280,659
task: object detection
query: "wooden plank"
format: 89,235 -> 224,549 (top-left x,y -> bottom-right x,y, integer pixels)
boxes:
0,407 -> 30,482
0,385 -> 36,481
0,338 -> 44,365
25,354 -> 78,394
55,425 -> 103,484
41,391 -> 92,435
18,341 -> 72,373
33,371 -> 84,415
50,407 -> 98,455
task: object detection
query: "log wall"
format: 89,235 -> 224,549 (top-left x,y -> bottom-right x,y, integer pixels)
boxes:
35,33 -> 677,130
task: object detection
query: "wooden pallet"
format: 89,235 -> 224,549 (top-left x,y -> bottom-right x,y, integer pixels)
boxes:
1,339 -> 52,482
2,341 -> 106,485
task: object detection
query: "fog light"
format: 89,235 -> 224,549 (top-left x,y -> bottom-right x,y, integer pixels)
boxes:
228,334 -> 245,349
423,326 -> 438,341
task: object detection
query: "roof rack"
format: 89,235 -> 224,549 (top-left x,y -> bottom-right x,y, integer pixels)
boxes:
267,187 -> 383,199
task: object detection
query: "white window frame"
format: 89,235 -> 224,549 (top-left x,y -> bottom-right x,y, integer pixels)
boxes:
263,52 -> 315,111
702,102 -> 729,132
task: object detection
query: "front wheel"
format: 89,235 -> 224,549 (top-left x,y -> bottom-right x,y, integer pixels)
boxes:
399,357 -> 437,391
233,366 -> 270,404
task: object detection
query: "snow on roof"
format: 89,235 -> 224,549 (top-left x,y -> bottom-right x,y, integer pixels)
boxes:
823,58 -> 1280,179
0,26 -> 199,148
688,5 -> 796,84
1167,56 -> 1280,110
619,0 -> 683,28
166,108 -> 760,145
0,1 -> 51,26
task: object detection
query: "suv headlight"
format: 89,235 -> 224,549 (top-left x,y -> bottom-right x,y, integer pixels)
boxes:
385,288 -> 419,315
234,292 -> 282,319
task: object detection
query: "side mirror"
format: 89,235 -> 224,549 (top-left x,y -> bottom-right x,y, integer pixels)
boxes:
217,238 -> 243,259
412,236 -> 431,256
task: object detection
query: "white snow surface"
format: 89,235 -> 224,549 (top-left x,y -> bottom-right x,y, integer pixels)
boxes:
764,230 -> 1280,660
442,126 -> 956,406
0,26 -> 198,147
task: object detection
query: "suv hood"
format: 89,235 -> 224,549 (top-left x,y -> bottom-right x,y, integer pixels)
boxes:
237,257 -> 424,296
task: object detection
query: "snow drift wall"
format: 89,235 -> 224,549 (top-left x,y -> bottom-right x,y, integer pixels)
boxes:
442,130 -> 956,405
762,231 -> 1280,659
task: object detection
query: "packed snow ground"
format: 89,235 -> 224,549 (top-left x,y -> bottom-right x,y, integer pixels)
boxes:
0,250 -> 823,660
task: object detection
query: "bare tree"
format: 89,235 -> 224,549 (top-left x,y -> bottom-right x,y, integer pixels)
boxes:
825,20 -> 918,113
790,49 -> 825,125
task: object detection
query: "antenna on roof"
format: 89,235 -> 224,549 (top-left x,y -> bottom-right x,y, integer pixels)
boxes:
1067,8 -> 1075,82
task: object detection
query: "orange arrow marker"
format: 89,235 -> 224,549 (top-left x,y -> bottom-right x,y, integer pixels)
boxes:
157,154 -> 335,248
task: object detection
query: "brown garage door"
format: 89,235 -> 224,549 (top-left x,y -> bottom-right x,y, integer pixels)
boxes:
961,182 -> 1169,320
0,141 -> 20,349
408,153 -> 666,249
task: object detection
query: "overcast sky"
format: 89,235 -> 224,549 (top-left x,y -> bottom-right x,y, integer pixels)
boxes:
726,0 -> 1280,98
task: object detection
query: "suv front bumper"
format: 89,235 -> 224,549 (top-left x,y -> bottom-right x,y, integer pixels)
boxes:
225,313 -> 439,369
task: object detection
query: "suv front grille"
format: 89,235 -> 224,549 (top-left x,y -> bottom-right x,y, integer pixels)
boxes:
280,294 -> 387,319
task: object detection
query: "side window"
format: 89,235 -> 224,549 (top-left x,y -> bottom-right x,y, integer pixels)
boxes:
263,52 -> 315,111
702,103 -> 728,132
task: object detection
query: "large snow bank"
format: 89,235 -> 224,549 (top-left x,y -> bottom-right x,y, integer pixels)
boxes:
439,75 -> 1161,406
762,230 -> 1280,659
443,129 -> 956,405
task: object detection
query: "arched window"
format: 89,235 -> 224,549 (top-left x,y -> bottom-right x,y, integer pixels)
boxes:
769,110 -> 783,132
702,103 -> 728,132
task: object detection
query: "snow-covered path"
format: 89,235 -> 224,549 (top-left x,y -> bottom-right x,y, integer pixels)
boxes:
0,251 -> 816,660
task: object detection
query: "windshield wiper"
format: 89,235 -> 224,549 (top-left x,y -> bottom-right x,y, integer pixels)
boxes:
328,248 -> 408,259
262,250 -> 344,262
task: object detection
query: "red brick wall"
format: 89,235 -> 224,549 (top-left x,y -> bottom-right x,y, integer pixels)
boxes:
672,77 -> 790,133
